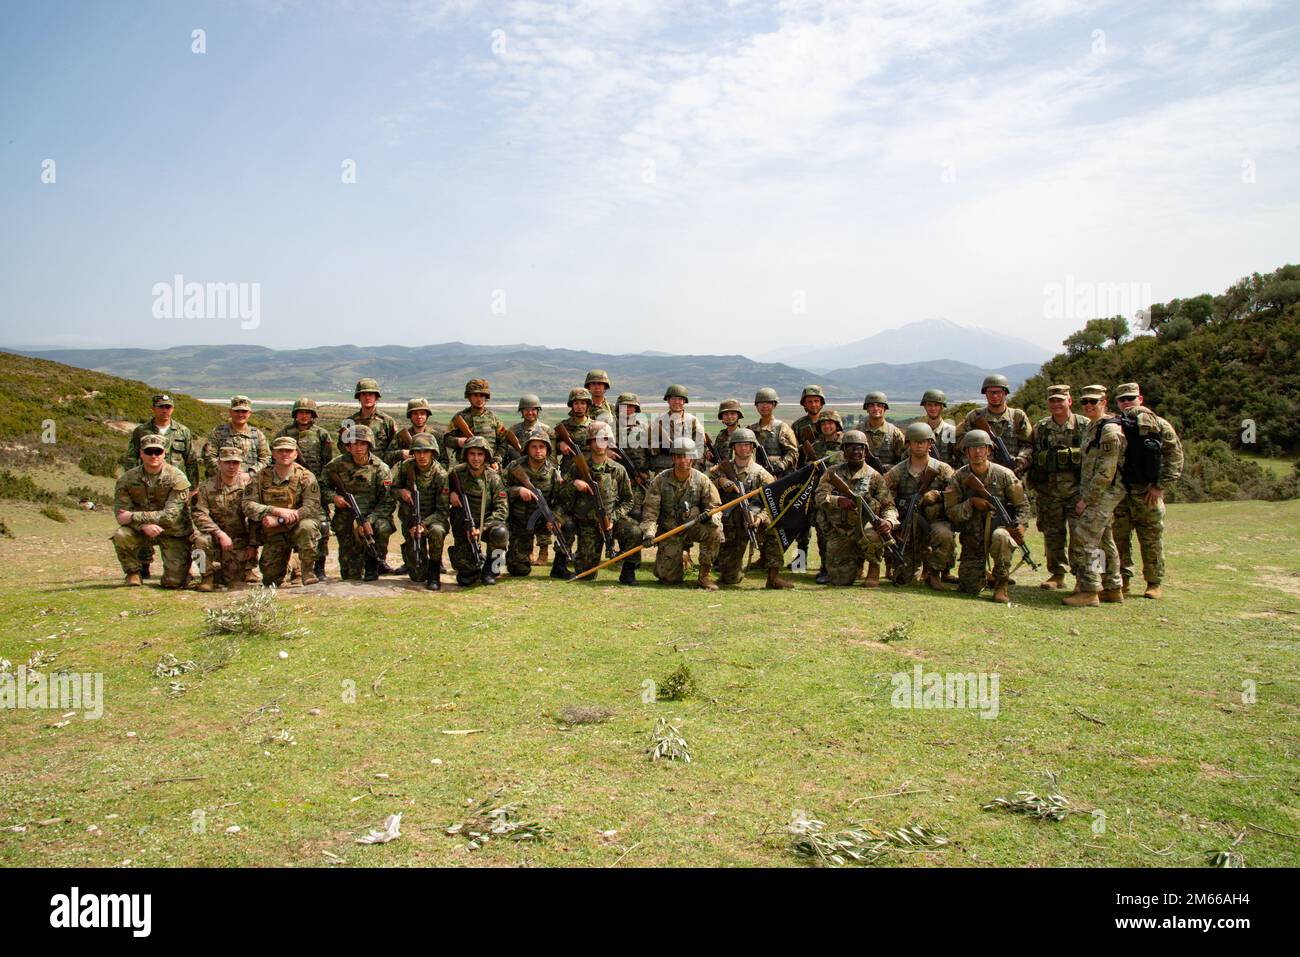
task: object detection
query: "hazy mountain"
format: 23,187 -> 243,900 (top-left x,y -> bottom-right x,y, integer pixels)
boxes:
824,360 -> 1040,399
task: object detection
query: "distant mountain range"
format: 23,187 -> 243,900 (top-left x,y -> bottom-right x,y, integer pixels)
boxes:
14,337 -> 1043,403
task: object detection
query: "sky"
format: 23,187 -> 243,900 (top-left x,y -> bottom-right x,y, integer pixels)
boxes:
0,0 -> 1296,358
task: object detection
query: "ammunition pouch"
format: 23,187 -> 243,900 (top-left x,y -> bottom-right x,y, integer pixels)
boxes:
1031,445 -> 1082,482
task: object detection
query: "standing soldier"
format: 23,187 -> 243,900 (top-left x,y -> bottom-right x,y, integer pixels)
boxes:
1028,385 -> 1088,590
390,433 -> 449,590
446,379 -> 506,467
507,394 -> 556,564
751,388 -> 799,477
341,378 -> 399,464
585,370 -> 616,422
713,399 -> 745,463
191,445 -> 256,592
919,389 -> 958,465
276,397 -> 334,582
558,422 -> 638,583
504,429 -> 570,580
389,398 -> 438,465
324,425 -> 394,581
1112,382 -> 1184,599
123,394 -> 199,579
884,423 -> 956,590
556,387 -> 596,465
615,391 -> 653,534
814,430 -> 898,587
790,385 -> 826,453
111,434 -> 193,588
202,396 -> 271,476
709,428 -> 792,589
954,375 -> 1033,475
242,436 -> 323,587
443,436 -> 510,586
789,385 -> 828,575
639,436 -> 722,590
943,430 -> 1031,603
861,392 -> 906,472
1062,385 -> 1127,607
649,385 -> 705,472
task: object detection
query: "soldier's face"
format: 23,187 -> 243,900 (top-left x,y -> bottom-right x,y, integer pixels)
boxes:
866,403 -> 886,421
819,420 -> 838,439
732,442 -> 754,464
1048,396 -> 1069,417
273,448 -> 297,468
466,448 -> 487,471
527,440 -> 548,463
720,411 -> 740,427
469,393 -> 488,410
409,410 -> 429,428
1117,395 -> 1140,411
587,383 -> 606,401
985,388 -> 1008,408
349,441 -> 371,461
803,397 -> 823,415
522,407 -> 539,423
909,439 -> 931,458
413,450 -> 434,469
230,409 -> 251,426
220,459 -> 241,479
843,444 -> 866,465
755,401 -> 776,417
622,405 -> 640,423
359,392 -> 379,410
294,411 -> 313,427
140,448 -> 165,472
1080,397 -> 1105,420
923,401 -> 944,418
967,445 -> 990,466
667,397 -> 685,413
570,400 -> 589,417
672,453 -> 691,473
153,404 -> 173,423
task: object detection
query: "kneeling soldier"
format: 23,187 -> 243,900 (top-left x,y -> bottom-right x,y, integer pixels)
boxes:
192,445 -> 256,591
1063,385 -> 1127,606
391,433 -> 450,590
443,436 -> 510,586
709,428 -> 791,589
640,436 -> 722,589
815,429 -> 897,587
884,422 -> 956,590
943,430 -> 1031,603
276,397 -> 334,582
505,429 -> 570,579
324,425 -> 395,581
243,437 -> 323,587
560,422 -> 638,582
111,433 -> 193,588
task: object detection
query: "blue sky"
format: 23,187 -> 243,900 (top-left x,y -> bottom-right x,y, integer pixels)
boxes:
1,0 -> 1296,357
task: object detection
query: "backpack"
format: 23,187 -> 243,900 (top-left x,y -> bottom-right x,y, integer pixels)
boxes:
1096,412 -> 1162,489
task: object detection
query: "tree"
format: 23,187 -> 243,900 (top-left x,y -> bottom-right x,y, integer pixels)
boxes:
1063,324 -> 1106,355
1105,315 -> 1129,346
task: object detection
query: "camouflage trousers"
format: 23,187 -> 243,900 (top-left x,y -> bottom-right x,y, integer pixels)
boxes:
331,513 -> 394,580
1112,489 -> 1166,585
1035,490 -> 1078,578
716,524 -> 783,585
651,521 -> 721,583
956,518 -> 1016,594
505,516 -> 562,576
112,528 -> 190,588
399,522 -> 447,580
191,530 -> 255,587
824,525 -> 886,586
1067,491 -> 1123,592
894,519 -> 954,582
317,499 -> 331,559
259,521 -> 320,585
449,519 -> 509,575
572,517 -> 640,579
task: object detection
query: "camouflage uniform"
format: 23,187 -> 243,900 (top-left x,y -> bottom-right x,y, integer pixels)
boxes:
191,466 -> 254,587
709,459 -> 783,583
557,413 -> 594,465
1111,395 -> 1184,589
615,399 -> 654,523
242,459 -> 322,586
884,457 -> 956,581
111,461 -> 193,587
861,416 -> 906,471
1028,404 -> 1089,579
1068,405 -> 1126,594
923,417 -> 959,465
557,457 -> 636,578
124,417 -> 199,486
342,409 -> 399,462
751,417 -> 799,477
276,410 -> 335,569
389,419 -> 440,467
323,450 -> 394,579
203,422 -> 270,475
442,462 -> 510,576
944,461 -> 1031,594
390,454 -> 450,581
955,406 -> 1033,474
449,409 -> 507,466
649,399 -> 705,471
504,458 -> 566,576
814,461 -> 897,585
585,371 -> 616,423
640,467 -> 721,583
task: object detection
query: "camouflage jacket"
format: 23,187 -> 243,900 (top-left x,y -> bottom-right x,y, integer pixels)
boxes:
614,417 -> 654,484
1028,413 -> 1088,495
713,426 -> 743,464
648,412 -> 705,469
750,417 -> 799,475
863,421 -> 907,472
641,467 -> 721,537
1125,406 -> 1185,490
242,463 -> 322,543
708,459 -> 773,534
275,423 -> 334,480
340,408 -> 399,460
923,416 -> 959,465
505,420 -> 557,469
955,407 -> 1033,471
555,415 -> 594,462
114,464 -> 192,537
390,458 -> 450,529
944,462 -> 1030,528
202,423 -> 271,475
124,419 -> 200,486
591,398 -> 617,422
1079,417 -> 1126,508
504,460 -> 565,528
815,461 -> 898,532
388,423 -> 439,468
192,472 -> 252,540
448,407 -> 506,466
322,453 -> 394,526
557,457 -> 632,526
885,457 -> 955,525
811,436 -> 843,467
443,463 -> 509,528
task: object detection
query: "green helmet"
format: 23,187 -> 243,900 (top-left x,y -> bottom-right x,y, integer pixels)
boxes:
464,378 -> 491,398
670,436 -> 697,455
863,391 -> 889,409
523,428 -> 552,452
754,387 -> 779,405
567,387 -> 592,407
405,397 -> 432,417
962,429 -> 993,448
517,394 -> 542,412
717,399 -> 744,418
354,378 -> 381,399
291,396 -> 318,416
729,427 -> 757,446
409,433 -> 439,454
616,392 -> 641,410
800,385 -> 825,405
587,422 -> 613,445
485,524 -> 510,550
663,384 -> 689,402
462,436 -> 491,453
920,389 -> 947,406
841,429 -> 868,447
348,424 -> 376,447
817,409 -> 844,431
981,374 -> 1010,394
584,369 -> 611,387
905,422 -> 935,443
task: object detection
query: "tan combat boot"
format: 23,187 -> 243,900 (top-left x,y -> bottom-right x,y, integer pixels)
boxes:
196,573 -> 215,593
125,572 -> 142,587
533,543 -> 549,566
1121,579 -> 1131,596
1100,588 -> 1124,603
765,567 -> 794,590
924,571 -> 949,591
697,562 -> 718,591
863,562 -> 882,587
1062,589 -> 1100,607
1143,583 -> 1161,599
1040,574 -> 1065,590
301,552 -> 318,586
991,579 -> 1011,604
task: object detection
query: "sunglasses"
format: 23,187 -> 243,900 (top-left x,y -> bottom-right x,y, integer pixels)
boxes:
141,448 -> 164,455
1116,395 -> 1138,402
1079,398 -> 1101,406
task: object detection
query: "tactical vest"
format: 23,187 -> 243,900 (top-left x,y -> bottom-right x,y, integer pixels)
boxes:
1031,417 -> 1086,482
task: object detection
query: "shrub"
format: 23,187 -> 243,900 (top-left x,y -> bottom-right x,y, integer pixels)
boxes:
79,452 -> 119,478
39,505 -> 67,523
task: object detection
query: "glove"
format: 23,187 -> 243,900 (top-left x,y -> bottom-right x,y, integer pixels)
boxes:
921,490 -> 941,506
970,497 -> 991,512
642,530 -> 655,548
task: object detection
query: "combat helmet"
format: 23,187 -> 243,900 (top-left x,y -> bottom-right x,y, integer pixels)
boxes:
405,398 -> 432,418
291,396 -> 318,417
717,399 -> 744,419
729,427 -> 757,447
962,429 -> 993,448
462,435 -> 491,453
920,389 -> 947,406
841,429 -> 868,447
817,409 -> 844,431
464,379 -> 491,399
663,384 -> 689,402
584,370 -> 611,387
354,378 -> 381,399
754,387 -> 779,405
517,394 -> 542,412
409,433 -> 439,454
670,436 -> 697,455
862,391 -> 889,410
980,375 -> 1010,395
905,422 -> 935,443
567,387 -> 593,407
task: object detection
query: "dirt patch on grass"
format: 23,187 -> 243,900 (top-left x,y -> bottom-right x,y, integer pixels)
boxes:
1253,572 -> 1300,598
848,639 -> 928,660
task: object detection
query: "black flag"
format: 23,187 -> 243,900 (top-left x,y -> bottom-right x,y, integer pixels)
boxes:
757,460 -> 826,550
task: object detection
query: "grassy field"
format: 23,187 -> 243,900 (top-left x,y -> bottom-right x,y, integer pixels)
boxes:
1,497 -> 1297,868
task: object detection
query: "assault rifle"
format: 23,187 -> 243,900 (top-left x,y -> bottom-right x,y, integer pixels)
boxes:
827,470 -> 904,565
448,469 -> 485,572
717,461 -> 760,551
971,414 -> 1016,471
569,451 -> 615,559
961,473 -> 1038,571
331,476 -> 381,575
509,465 -> 572,563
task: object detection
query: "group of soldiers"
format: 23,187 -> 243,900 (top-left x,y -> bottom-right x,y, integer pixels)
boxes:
111,369 -> 1183,605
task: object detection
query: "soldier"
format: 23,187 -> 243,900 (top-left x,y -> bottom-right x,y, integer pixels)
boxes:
919,389 -> 958,465
446,379 -> 506,467
123,393 -> 200,579
341,378 -> 399,464
202,395 -> 270,476
585,370 -> 616,421
389,398 -> 438,465
242,436 -> 323,587
390,433 -> 450,590
442,436 -> 510,586
883,423 -> 956,590
1062,385 -> 1127,607
1028,385 -> 1088,590
790,385 -> 826,452
861,392 -> 906,472
507,395 -> 556,564
708,428 -> 792,589
556,387 -> 595,465
276,397 -> 334,582
789,385 -> 829,575
649,385 -> 705,471
324,424 -> 395,581
814,430 -> 898,587
943,430 -> 1031,603
615,392 -> 653,537
954,375 -> 1033,475
111,434 -> 193,588
713,399 -> 745,464
640,436 -> 722,589
751,388 -> 799,477
191,445 -> 256,592
504,429 -> 571,581
811,410 -> 844,463
1111,382 -> 1184,599
558,422 -> 638,583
